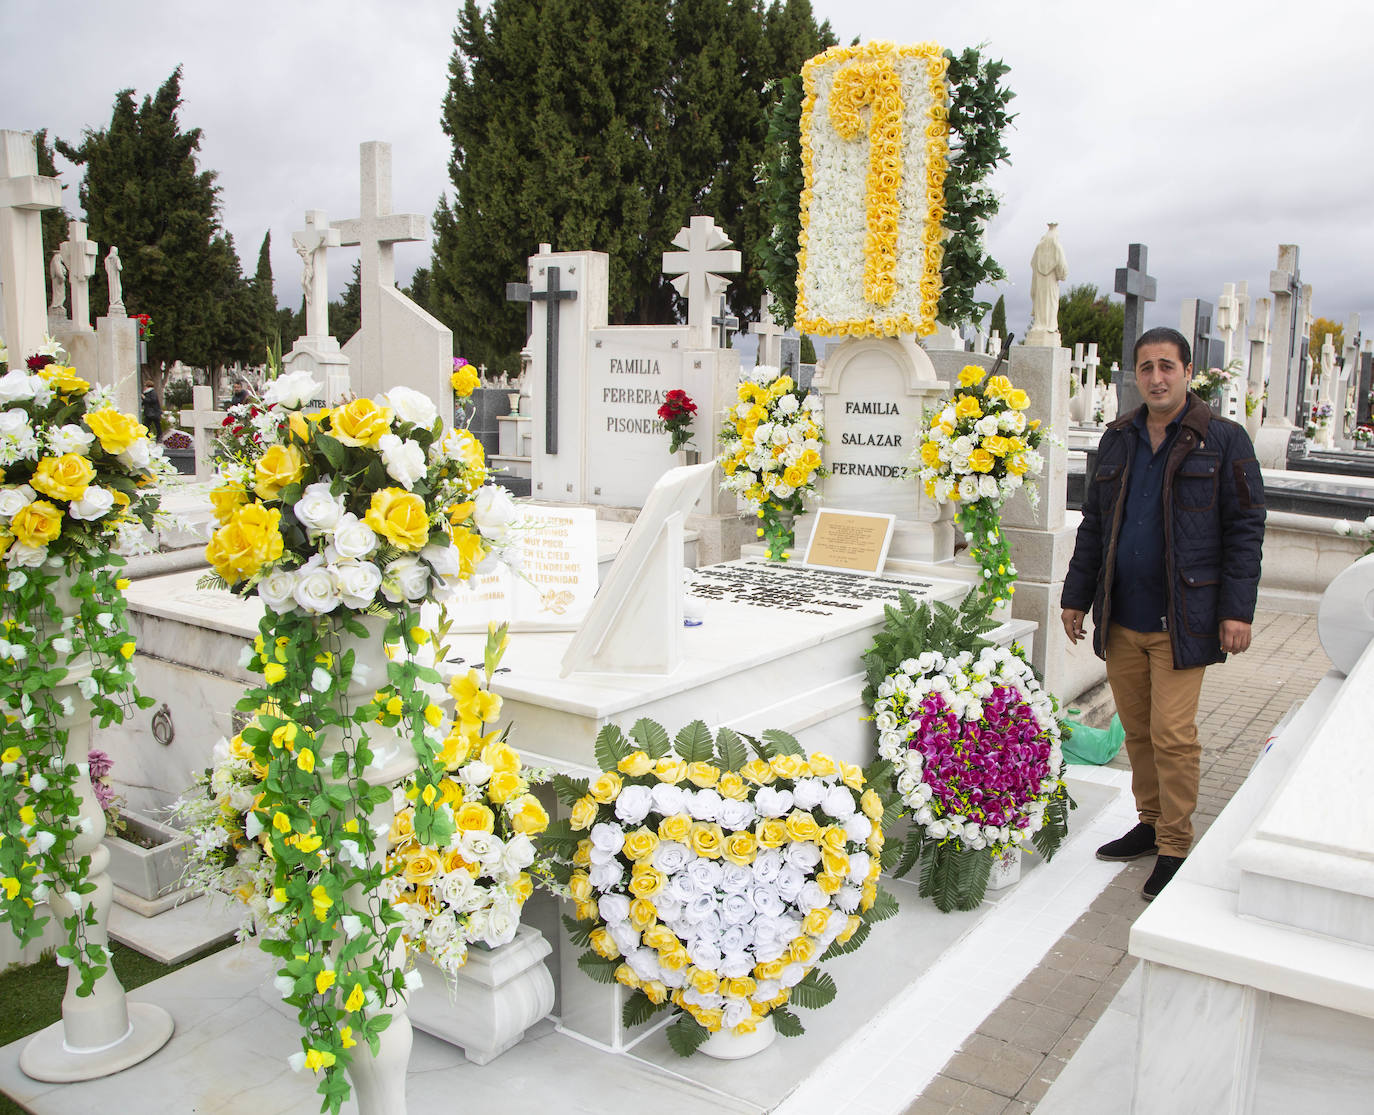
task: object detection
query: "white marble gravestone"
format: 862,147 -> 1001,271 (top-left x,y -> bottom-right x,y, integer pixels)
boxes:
282,209 -> 350,403
335,142 -> 451,413
0,131 -> 62,366
179,385 -> 222,481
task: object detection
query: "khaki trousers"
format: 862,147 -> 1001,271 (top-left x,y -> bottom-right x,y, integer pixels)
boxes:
1104,624 -> 1207,856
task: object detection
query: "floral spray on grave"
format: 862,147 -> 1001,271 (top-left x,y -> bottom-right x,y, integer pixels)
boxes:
540,720 -> 900,1055
862,591 -> 1072,911
0,335 -> 170,994
718,367 -> 827,560
196,369 -> 527,1112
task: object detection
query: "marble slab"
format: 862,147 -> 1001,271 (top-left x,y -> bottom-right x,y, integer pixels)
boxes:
108,893 -> 245,967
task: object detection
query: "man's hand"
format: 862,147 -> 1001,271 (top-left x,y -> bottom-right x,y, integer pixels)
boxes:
1062,608 -> 1087,645
1219,619 -> 1252,654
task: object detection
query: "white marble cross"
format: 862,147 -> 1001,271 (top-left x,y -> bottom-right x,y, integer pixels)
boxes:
753,292 -> 785,368
0,131 -> 63,363
292,209 -> 341,340
333,142 -> 427,394
59,219 -> 99,331
179,385 -> 222,482
662,215 -> 740,349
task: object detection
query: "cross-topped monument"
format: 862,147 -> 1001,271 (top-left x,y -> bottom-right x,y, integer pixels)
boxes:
752,292 -> 785,368
662,215 -> 740,349
712,294 -> 739,350
292,210 -> 341,341
58,220 -> 99,332
507,245 -> 578,455
179,385 -> 222,482
1114,242 -> 1157,415
333,142 -> 427,391
0,131 -> 63,364
1268,245 -> 1305,427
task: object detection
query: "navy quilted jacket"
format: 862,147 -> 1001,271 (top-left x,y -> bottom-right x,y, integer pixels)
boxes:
1061,392 -> 1266,669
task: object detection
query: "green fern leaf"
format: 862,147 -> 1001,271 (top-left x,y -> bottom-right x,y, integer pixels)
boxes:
629,717 -> 671,759
593,723 -> 631,772
789,968 -> 837,1010
674,720 -> 715,763
577,953 -> 620,984
666,1014 -> 710,1057
761,728 -> 803,756
714,726 -> 748,772
771,1007 -> 805,1037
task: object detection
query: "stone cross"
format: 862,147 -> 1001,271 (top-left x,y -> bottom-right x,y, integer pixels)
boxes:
58,220 -> 98,331
752,292 -> 785,368
1180,299 -> 1219,373
179,384 -> 222,482
506,253 -> 577,455
332,142 -> 427,392
1113,243 -> 1157,414
1267,245 -> 1304,428
712,294 -> 739,349
662,215 -> 740,349
0,132 -> 63,364
292,210 -> 341,340
1217,283 -> 1238,366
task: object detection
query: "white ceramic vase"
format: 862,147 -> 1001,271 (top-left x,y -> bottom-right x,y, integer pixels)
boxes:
987,844 -> 1023,892
698,1014 -> 777,1060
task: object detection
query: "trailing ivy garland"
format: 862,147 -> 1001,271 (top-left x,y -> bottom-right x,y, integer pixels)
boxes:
757,45 -> 1014,331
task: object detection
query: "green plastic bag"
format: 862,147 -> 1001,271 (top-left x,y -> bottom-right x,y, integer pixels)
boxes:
1061,714 -> 1125,765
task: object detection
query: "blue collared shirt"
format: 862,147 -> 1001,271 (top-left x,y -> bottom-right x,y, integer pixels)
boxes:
1111,410 -> 1181,632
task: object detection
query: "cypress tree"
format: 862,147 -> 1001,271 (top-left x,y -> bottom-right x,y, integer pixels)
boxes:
990,294 -> 1007,341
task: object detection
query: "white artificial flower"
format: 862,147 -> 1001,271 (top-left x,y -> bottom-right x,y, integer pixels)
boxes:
791,778 -> 826,811
262,371 -> 321,409
292,560 -> 342,615
472,485 -> 518,543
381,555 -> 430,602
324,513 -> 376,561
377,433 -> 427,490
333,560 -> 382,610
0,484 -> 36,518
8,542 -> 47,568
67,485 -> 117,522
381,385 -> 439,429
652,841 -> 689,875
256,568 -> 297,613
118,438 -> 151,469
598,893 -> 631,926
295,482 -> 345,537
613,784 -> 654,825
0,369 -> 36,404
716,798 -> 756,831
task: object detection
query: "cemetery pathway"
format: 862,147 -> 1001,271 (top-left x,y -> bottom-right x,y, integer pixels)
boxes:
901,608 -> 1330,1115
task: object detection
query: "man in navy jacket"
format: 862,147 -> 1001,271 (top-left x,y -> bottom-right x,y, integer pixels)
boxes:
1061,327 -> 1265,900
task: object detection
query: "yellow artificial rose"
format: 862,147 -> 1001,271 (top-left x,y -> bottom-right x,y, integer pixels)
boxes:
723,976 -> 757,999
689,823 -> 724,859
455,801 -> 495,833
403,848 -> 441,884
741,759 -> 775,785
568,872 -> 593,903
447,523 -> 488,579
436,727 -> 472,770
785,810 -> 820,842
958,364 -> 987,387
732,1016 -> 759,1036
955,395 -> 982,420
642,980 -> 669,1006
389,808 -> 415,847
209,480 -> 248,524
817,871 -> 844,895
860,881 -> 878,911
717,771 -> 748,800
627,863 -> 665,898
589,927 -> 620,960
205,503 -> 284,584
868,829 -> 885,855
10,500 -> 62,547
441,848 -> 474,875
802,907 -> 832,937
572,840 -> 592,867
511,794 -> 548,835
685,761 -> 719,788
860,789 -> 884,820
920,441 -> 942,467
1007,453 -> 1030,477
770,754 -> 803,780
613,963 -> 639,990
84,407 -> 146,454
1008,389 -> 1030,410
691,1006 -> 724,1033
807,752 -> 837,778
515,872 -> 534,902
723,831 -> 757,866
754,957 -> 787,981
820,826 -> 847,854
789,936 -> 817,965
983,374 -> 1013,400
330,397 -> 393,447
657,813 -> 692,842
31,454 -> 94,502
569,797 -> 599,830
38,363 -> 88,394
480,740 -> 520,775
487,770 -> 522,803
622,828 -> 659,861
451,364 -> 480,398
982,435 -> 1011,457
654,757 -> 687,784
783,465 -> 806,489
687,967 -> 720,995
253,443 -> 307,499
968,448 -> 995,474
574,899 -> 599,921
589,771 -> 623,804
629,898 -> 658,931
643,924 -> 678,951
617,750 -> 654,777
364,488 -> 430,551
755,818 -> 788,848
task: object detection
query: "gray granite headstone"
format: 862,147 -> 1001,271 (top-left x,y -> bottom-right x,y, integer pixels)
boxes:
1114,243 -> 1156,416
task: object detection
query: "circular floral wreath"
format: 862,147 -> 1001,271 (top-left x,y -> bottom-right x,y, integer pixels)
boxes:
873,645 -> 1064,855
543,720 -> 895,1055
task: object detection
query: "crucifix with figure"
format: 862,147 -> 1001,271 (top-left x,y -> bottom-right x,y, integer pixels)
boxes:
507,249 -> 577,454
1114,242 -> 1157,415
662,215 -> 740,349
292,210 -> 341,342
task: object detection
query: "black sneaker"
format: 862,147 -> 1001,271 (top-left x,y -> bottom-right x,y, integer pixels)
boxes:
1142,854 -> 1186,901
1095,823 -> 1157,862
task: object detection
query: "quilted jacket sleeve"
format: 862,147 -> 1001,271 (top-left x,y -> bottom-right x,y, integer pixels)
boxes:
1061,436 -> 1110,612
1216,425 -> 1266,623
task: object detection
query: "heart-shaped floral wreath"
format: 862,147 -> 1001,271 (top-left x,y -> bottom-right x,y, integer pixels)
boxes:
541,719 -> 897,1055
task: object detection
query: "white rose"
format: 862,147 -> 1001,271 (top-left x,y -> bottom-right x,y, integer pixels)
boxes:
0,369 -> 35,404
751,849 -> 782,884
257,568 -> 298,613
613,784 -> 654,825
720,863 -> 753,894
847,851 -> 872,883
753,786 -> 793,818
66,485 -> 116,522
47,423 -> 95,456
263,370 -> 321,409
420,539 -> 465,579
686,788 -> 722,822
978,475 -> 999,499
791,778 -> 826,811
598,893 -> 631,926
293,561 -> 342,614
786,841 -> 821,870
382,555 -> 431,602
333,560 -> 382,610
650,782 -> 686,816
327,513 -> 378,560
7,543 -> 47,568
381,385 -> 438,430
797,881 -> 828,912
774,865 -> 805,902
716,798 -> 756,831
652,841 -> 689,875
377,433 -> 427,490
295,482 -> 344,537
0,484 -> 36,519
588,859 -> 625,889
590,822 -> 625,855
472,486 -> 518,543
118,438 -> 151,469
500,833 -> 536,875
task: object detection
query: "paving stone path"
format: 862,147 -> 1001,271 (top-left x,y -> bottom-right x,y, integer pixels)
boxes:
902,609 -> 1332,1115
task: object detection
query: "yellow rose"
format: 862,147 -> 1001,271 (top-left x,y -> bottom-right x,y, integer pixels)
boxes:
31,454 -> 94,502
836,914 -> 863,944
330,397 -> 393,447
436,727 -> 472,770
955,395 -> 982,420
205,503 -> 284,584
617,750 -> 654,777
860,789 -> 884,821
657,813 -> 692,842
643,925 -> 678,951
389,808 -> 415,848
958,364 -> 987,387
686,762 -> 719,788
588,771 -> 623,804
455,801 -> 495,833
920,440 -> 942,467
628,898 -> 658,931
741,759 -> 775,785
10,500 -> 62,548
572,840 -> 592,867
570,797 -> 599,830
723,831 -> 757,866
84,406 -> 145,454
622,828 -> 659,861
654,757 -> 687,784
487,769 -> 522,804
983,434 -> 1011,457
451,364 -> 480,398
1008,389 -> 1030,411
252,444 -> 305,500
690,823 -> 724,859
754,957 -> 787,981
589,927 -> 620,960
364,487 -> 431,551
628,864 -> 665,899
755,818 -> 788,848
403,847 -> 441,884
817,871 -> 844,895
209,480 -> 248,524
510,795 -> 548,835
732,1016 -> 759,1036
783,465 -> 806,488
802,907 -> 832,937
868,829 -> 885,855
770,754 -> 803,780
860,881 -> 878,911
568,872 -> 593,903
687,967 -> 720,995
723,976 -> 757,999
691,1006 -> 724,1033
984,374 -> 1013,400
807,752 -> 837,778
968,448 -> 995,473
480,740 -> 520,775
785,810 -> 820,842
642,980 -> 669,1006
717,771 -> 748,800
575,899 -> 599,921
789,936 -> 817,965
441,848 -> 474,875
38,363 -> 89,395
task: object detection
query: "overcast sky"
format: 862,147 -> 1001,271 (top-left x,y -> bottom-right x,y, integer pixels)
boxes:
5,0 -> 1372,354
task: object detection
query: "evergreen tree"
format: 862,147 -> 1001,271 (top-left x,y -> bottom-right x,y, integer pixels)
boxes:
57,67 -> 250,371
250,231 -> 279,360
1057,284 -> 1124,378
990,294 -> 1007,342
329,261 -> 362,348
